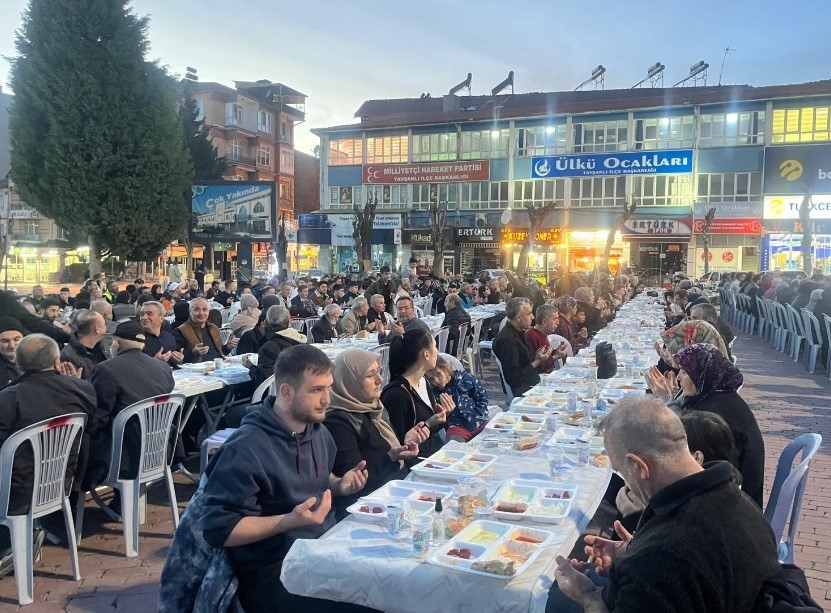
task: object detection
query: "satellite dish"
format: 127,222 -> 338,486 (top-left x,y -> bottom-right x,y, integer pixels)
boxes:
500,209 -> 512,225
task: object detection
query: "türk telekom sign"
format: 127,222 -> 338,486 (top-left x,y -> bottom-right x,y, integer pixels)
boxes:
362,161 -> 490,184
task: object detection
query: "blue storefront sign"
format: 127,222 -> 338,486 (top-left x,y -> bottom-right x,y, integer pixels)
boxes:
763,144 -> 831,195
531,149 -> 693,178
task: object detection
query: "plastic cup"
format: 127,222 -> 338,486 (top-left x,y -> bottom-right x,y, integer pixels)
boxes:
213,358 -> 223,371
546,446 -> 565,476
575,439 -> 591,466
386,501 -> 405,537
220,328 -> 233,345
410,515 -> 433,559
552,465 -> 574,487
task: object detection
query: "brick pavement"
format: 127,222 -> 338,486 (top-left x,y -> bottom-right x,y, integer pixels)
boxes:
0,333 -> 829,610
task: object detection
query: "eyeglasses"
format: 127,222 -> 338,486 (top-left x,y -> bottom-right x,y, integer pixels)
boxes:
365,369 -> 382,380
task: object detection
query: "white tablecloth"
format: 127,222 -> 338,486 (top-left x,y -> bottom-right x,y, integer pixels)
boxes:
281,440 -> 611,612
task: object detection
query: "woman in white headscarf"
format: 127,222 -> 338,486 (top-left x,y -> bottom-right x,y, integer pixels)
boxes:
325,348 -> 428,517
228,293 -> 261,335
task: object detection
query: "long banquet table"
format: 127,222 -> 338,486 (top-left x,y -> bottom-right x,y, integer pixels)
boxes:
280,292 -> 668,611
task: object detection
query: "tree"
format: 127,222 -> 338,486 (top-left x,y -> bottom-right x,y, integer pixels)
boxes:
799,187 -> 815,273
178,91 -> 225,280
353,193 -> 377,273
603,197 -> 638,269
516,201 -> 559,276
701,206 -> 716,275
9,0 -> 193,274
428,194 -> 450,277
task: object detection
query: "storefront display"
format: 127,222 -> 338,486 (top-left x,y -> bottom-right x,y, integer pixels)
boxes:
565,231 -> 624,274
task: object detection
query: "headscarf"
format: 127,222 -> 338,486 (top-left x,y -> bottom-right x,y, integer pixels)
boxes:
556,295 -> 576,314
661,320 -> 728,361
239,294 -> 259,313
574,287 -> 593,304
674,343 -> 743,405
328,348 -> 401,452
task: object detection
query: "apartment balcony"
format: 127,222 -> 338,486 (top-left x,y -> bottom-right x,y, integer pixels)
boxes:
220,116 -> 259,135
225,154 -> 256,168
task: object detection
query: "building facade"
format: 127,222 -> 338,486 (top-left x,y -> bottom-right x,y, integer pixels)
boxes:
313,80 -> 831,279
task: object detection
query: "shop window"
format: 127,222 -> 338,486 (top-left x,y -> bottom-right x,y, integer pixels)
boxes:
328,138 -> 363,165
514,179 -> 565,206
366,135 -> 409,164
412,184 -> 458,211
573,120 -> 628,153
515,125 -> 568,156
412,133 -> 457,162
631,174 -> 693,206
699,111 -> 765,147
460,129 -> 509,160
572,176 -> 626,207
634,116 -> 695,150
697,172 -> 762,202
771,106 -> 831,143
460,181 -> 508,210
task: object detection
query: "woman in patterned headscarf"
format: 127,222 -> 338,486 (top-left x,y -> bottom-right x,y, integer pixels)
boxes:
671,343 -> 765,507
553,296 -> 586,352
659,319 -> 729,368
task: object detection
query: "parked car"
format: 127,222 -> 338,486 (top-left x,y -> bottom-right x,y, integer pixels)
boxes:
474,269 -> 505,281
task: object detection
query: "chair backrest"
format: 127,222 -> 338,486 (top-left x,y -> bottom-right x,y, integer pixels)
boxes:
0,413 -> 87,520
764,434 -> 822,559
774,302 -> 789,329
439,352 -> 464,372
373,345 -> 391,386
289,319 -> 306,333
106,394 -> 185,485
252,374 -> 276,404
801,309 -> 823,345
422,296 -> 433,316
548,333 -> 574,357
786,304 -> 805,335
455,322 -> 470,361
824,314 -> 831,349
435,327 -> 450,353
491,353 -> 514,404
468,319 -> 484,352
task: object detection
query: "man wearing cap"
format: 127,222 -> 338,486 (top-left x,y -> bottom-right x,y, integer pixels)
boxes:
86,321 -> 175,489
173,297 -> 238,363
0,317 -> 24,387
59,310 -> 108,380
162,282 -> 184,312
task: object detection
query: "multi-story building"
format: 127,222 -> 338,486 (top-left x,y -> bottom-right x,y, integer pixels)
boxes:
312,79 -> 831,278
189,80 -> 305,222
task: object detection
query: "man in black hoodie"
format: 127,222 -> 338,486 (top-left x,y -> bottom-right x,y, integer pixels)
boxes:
200,344 -> 369,612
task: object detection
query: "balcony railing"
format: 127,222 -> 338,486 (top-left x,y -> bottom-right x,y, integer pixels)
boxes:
224,117 -> 259,133
225,154 -> 256,167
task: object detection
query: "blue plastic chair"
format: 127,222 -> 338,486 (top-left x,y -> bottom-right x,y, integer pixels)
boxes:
764,433 -> 822,564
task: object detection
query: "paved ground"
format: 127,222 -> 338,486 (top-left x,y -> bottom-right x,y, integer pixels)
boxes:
1,326 -> 829,610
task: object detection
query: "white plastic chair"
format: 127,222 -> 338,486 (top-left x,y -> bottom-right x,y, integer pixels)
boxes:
800,309 -> 824,374
823,314 -> 831,379
764,433 -> 822,563
373,345 -> 391,386
75,394 -> 184,558
415,306 -> 424,318
454,322 -> 469,362
435,327 -> 450,354
785,304 -> 806,363
200,428 -> 237,473
439,352 -> 464,372
548,333 -> 574,369
252,374 -> 276,404
422,296 -> 433,317
492,353 -> 514,406
0,414 -> 86,605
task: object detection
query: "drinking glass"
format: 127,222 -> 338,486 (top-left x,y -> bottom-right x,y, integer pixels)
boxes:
410,515 -> 433,559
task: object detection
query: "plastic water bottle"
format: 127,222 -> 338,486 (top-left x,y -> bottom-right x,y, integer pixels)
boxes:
432,498 -> 445,545
567,391 -> 577,414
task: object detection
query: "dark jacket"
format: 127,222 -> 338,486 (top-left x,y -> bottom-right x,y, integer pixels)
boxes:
602,462 -> 780,613
577,301 -> 603,337
309,316 -> 338,344
87,348 -> 175,487
141,329 -> 180,361
492,321 -> 540,397
0,290 -> 71,345
0,354 -> 20,388
289,295 -> 317,318
237,325 -> 266,356
381,376 -> 445,459
681,390 -> 766,508
324,409 -> 408,517
364,279 -> 398,313
250,328 -> 305,387
0,370 -> 96,511
60,336 -> 108,380
214,291 -> 237,308
200,400 -> 337,575
443,306 -> 471,355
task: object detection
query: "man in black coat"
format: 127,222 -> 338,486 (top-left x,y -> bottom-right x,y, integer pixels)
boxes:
0,290 -> 71,345
310,304 -> 342,344
442,294 -> 471,355
363,266 -> 398,314
551,396 -> 780,613
0,317 -> 24,387
59,310 -> 109,380
86,321 -> 175,488
242,306 -> 306,388
492,297 -> 551,397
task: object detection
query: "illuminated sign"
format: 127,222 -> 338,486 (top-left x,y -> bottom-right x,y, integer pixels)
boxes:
532,150 -> 693,178
362,161 -> 490,184
763,195 -> 831,220
500,228 -> 561,244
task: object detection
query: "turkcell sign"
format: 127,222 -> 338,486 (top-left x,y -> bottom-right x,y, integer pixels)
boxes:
531,150 -> 693,178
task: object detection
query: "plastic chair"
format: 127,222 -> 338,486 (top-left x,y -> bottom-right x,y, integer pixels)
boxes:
824,314 -> 831,379
200,428 -> 237,473
454,322 -> 469,362
251,374 -> 276,404
439,352 -> 464,372
492,353 -> 514,406
801,309 -> 824,374
548,333 -> 574,369
75,394 -> 184,558
434,327 -> 450,354
0,414 -> 86,605
422,296 -> 433,317
785,304 -> 806,363
754,296 -> 769,339
289,319 -> 307,333
764,433 -> 822,563
373,345 -> 391,387
464,319 -> 484,373
772,302 -> 791,353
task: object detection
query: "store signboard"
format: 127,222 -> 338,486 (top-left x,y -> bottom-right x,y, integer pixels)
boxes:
9,209 -> 42,219
693,218 -> 762,235
763,195 -> 831,220
191,181 -> 275,242
692,201 -> 762,219
694,247 -> 743,277
531,149 -> 693,178
763,144 -> 831,195
362,161 -> 490,184
623,218 -> 692,236
501,228 -> 562,244
454,227 -> 497,243
326,214 -> 402,246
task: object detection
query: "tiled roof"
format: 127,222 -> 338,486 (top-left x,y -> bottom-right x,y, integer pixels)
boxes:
313,80 -> 831,134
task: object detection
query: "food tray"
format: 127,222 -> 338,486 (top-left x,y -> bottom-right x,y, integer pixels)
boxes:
427,520 -> 555,579
345,480 -> 455,521
410,450 -> 498,479
546,428 -> 605,455
485,413 -> 545,434
491,479 -> 575,524
511,394 -> 567,412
